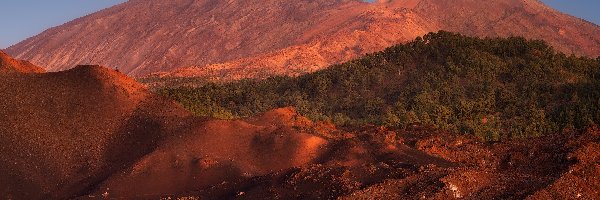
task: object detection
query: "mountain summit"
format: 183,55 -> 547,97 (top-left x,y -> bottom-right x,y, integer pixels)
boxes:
6,0 -> 600,78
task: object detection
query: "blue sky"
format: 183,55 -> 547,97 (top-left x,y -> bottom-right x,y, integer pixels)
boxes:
0,0 -> 126,49
1,0 -> 599,49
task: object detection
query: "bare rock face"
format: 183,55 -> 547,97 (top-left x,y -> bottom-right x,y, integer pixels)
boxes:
6,0 -> 600,79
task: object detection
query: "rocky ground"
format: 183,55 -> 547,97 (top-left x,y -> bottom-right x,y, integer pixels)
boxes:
1,53 -> 598,199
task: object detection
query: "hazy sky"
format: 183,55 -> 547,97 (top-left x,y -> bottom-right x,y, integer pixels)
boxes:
1,0 -> 598,49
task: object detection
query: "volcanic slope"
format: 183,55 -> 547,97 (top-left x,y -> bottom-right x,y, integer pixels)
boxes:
6,0 -> 600,79
0,51 -> 45,73
1,53 -> 598,199
7,0 -> 368,75
0,63 -> 193,199
0,53 -> 438,199
0,54 -> 342,199
0,61 -> 450,199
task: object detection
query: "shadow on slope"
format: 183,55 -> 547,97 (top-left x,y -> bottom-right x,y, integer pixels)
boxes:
0,64 -> 191,199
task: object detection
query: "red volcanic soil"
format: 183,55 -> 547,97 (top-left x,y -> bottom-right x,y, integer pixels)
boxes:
85,108 -> 330,198
0,63 -> 191,199
6,0 -> 600,79
1,54 -> 598,199
178,125 -> 597,200
0,51 -> 45,73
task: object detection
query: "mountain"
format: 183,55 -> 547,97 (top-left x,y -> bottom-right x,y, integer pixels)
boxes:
5,0 -> 600,79
6,0 -> 368,75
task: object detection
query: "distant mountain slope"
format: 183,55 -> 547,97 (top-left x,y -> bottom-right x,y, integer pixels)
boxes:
411,0 -> 600,57
6,0 -> 366,75
6,0 -> 600,78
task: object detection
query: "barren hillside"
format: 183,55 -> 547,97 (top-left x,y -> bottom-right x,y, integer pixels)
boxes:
6,0 -> 600,79
0,63 -> 191,199
0,51 -> 45,73
0,52 -> 598,199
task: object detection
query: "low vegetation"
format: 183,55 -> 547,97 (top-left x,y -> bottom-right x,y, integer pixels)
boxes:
158,31 -> 600,140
